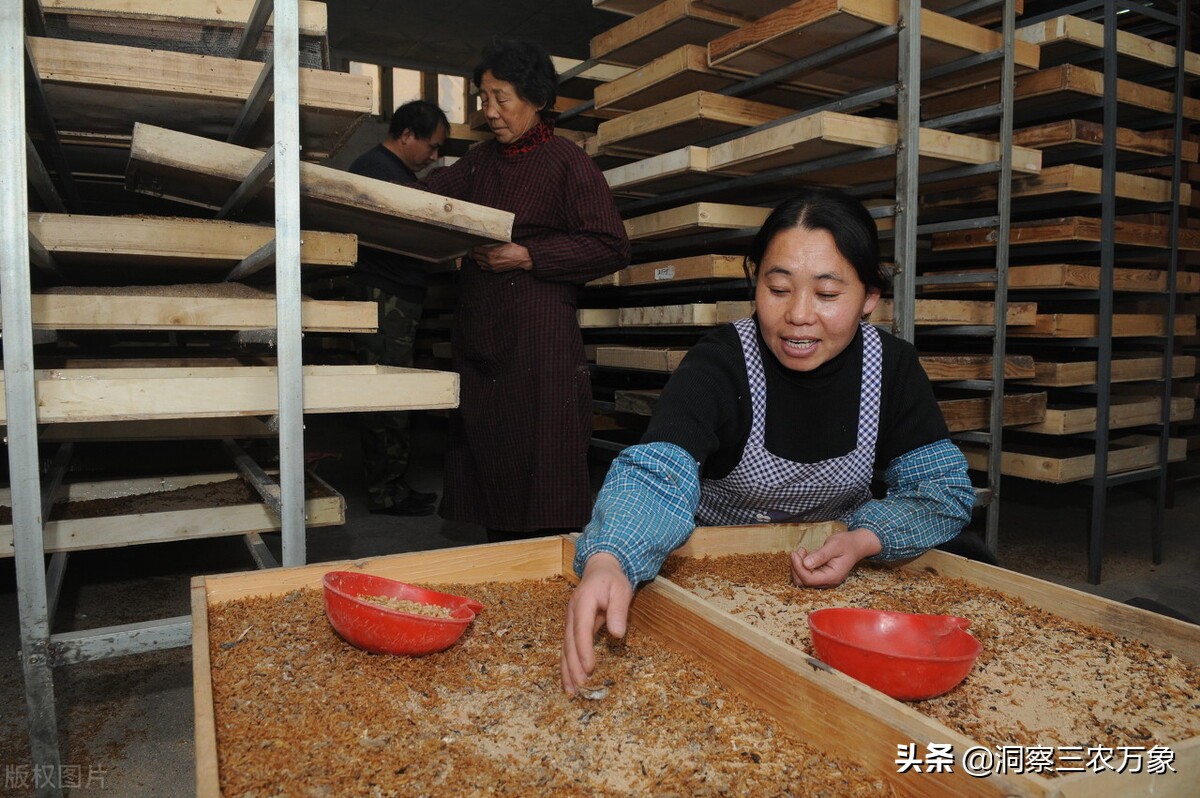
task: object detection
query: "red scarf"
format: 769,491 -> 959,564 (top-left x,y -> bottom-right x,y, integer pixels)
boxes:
499,119 -> 554,158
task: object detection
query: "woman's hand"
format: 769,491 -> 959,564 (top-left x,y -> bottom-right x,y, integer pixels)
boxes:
471,242 -> 533,272
790,528 -> 882,588
561,553 -> 633,695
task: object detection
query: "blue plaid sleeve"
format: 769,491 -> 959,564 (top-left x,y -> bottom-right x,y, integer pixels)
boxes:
573,442 -> 701,585
847,439 -> 974,561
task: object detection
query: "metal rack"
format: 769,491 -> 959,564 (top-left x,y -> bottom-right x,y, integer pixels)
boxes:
3,1 -> 309,792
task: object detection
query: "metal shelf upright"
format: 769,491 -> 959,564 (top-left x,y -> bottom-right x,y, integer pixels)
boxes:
3,0 -> 310,792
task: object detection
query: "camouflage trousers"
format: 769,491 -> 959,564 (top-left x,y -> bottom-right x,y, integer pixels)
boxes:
348,283 -> 424,510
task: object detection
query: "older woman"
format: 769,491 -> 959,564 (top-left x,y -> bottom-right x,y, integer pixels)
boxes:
561,187 -> 974,694
422,41 -> 630,540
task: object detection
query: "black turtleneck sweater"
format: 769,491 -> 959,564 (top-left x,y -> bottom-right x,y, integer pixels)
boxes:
641,321 -> 949,480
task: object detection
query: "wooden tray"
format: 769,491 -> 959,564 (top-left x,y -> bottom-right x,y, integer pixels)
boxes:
0,365 -> 458,424
1029,355 -> 1197,387
960,434 -> 1188,482
590,0 -> 748,67
1,471 -> 343,557
29,36 -> 366,160
126,124 -> 513,263
192,526 -> 1198,797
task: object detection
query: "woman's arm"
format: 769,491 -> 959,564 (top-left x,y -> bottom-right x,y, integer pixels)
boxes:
848,438 -> 975,561
563,441 -> 700,693
523,149 -> 630,284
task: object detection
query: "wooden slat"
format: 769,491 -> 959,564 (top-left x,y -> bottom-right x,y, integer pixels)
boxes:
919,354 -> 1036,381
596,91 -> 791,156
624,202 -> 771,241
604,146 -> 726,196
0,472 -> 344,557
1008,314 -> 1196,338
28,36 -> 366,160
577,308 -> 621,328
923,164 -> 1190,208
607,254 -> 748,286
869,298 -> 1038,326
706,111 -> 1042,185
2,292 -> 376,332
960,435 -> 1187,483
28,213 -> 355,268
44,0 -> 328,36
709,0 -> 1039,98
126,124 -> 513,263
1029,355 -> 1198,387
923,64 -> 1200,123
938,392 -> 1047,433
595,346 -> 689,372
1017,396 -> 1195,435
590,0 -> 748,67
1017,14 -> 1200,78
618,303 -> 721,326
933,216 -> 1200,252
0,365 -> 459,423
1009,118 -> 1200,162
921,264 -> 1200,293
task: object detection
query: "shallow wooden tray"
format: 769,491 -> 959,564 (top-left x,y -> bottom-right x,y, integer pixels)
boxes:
126,124 -> 513,263
960,434 -> 1188,482
1,470 -> 342,557
1029,355 -> 1197,387
591,0 -> 748,68
29,36 -> 365,160
1016,396 -> 1195,435
0,365 -> 458,424
193,526 -> 1198,797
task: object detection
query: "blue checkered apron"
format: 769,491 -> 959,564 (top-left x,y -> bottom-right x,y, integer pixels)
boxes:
696,318 -> 882,526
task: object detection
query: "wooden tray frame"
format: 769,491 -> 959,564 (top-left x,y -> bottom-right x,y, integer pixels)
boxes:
192,525 -> 1198,797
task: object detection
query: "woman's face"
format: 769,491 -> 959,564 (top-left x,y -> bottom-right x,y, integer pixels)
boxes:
755,225 -> 880,372
478,70 -> 542,144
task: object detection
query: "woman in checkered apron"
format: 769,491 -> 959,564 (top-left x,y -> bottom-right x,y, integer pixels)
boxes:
562,188 -> 975,694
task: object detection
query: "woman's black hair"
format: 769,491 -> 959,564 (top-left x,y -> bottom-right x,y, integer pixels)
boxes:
473,39 -> 558,115
746,188 -> 890,293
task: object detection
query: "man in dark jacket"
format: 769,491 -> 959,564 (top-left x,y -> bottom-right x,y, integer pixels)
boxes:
347,100 -> 448,515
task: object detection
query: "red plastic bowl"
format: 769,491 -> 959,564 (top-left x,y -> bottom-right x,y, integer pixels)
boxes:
807,608 -> 982,701
323,570 -> 483,656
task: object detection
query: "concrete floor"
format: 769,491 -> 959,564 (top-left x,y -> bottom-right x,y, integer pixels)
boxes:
0,415 -> 1197,796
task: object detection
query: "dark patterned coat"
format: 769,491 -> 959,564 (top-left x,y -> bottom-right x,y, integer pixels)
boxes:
423,132 -> 630,530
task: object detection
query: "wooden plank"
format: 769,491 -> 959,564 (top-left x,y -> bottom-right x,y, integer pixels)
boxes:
608,254 -> 748,286
1,291 -> 375,332
0,472 -> 344,557
594,44 -> 827,112
919,354 -> 1036,381
624,202 -> 771,241
960,436 -> 1187,483
708,0 -> 1039,99
618,303 -> 721,326
923,164 -> 1190,208
1009,314 -> 1196,338
1030,355 -> 1198,387
933,216 -> 1200,252
126,124 -> 513,263
590,0 -> 748,67
596,91 -> 791,155
1017,14 -> 1200,79
1017,396 -> 1195,435
922,264 -> 1200,293
604,145 -> 729,196
923,64 -> 1200,123
870,298 -> 1038,326
595,346 -> 689,372
28,213 -> 355,268
706,111 -> 1042,182
44,0 -> 328,36
191,580 -> 218,798
0,365 -> 459,423
1009,119 -> 1200,162
29,36 -> 366,160
938,392 -> 1046,432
